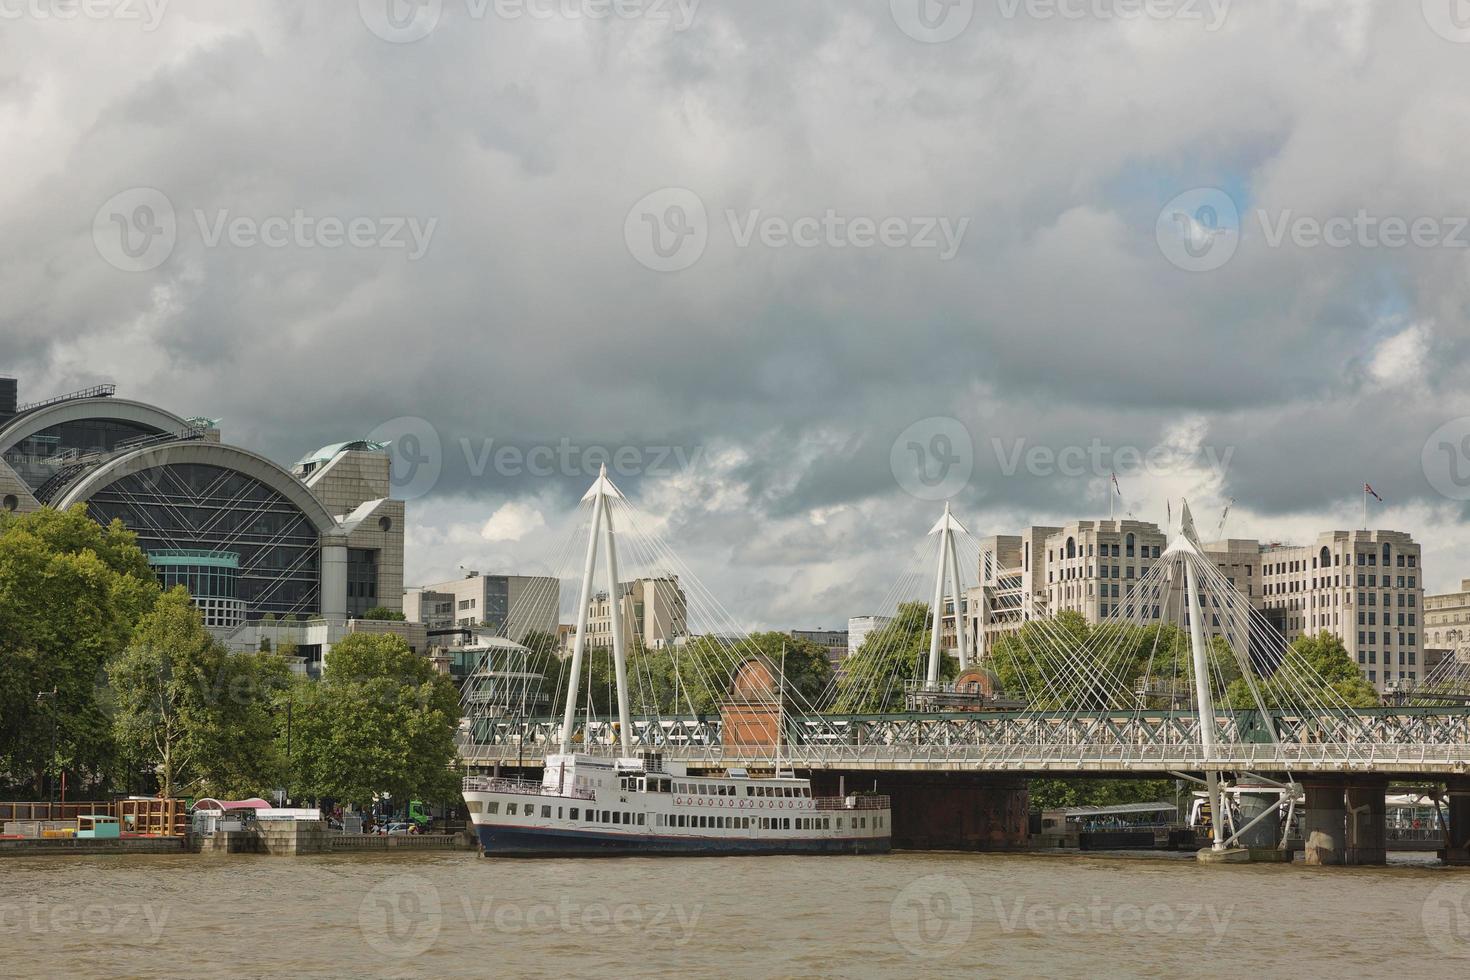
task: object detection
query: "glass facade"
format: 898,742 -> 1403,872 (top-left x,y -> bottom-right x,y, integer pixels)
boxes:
346,548 -> 380,618
148,550 -> 245,629
3,417 -> 165,490
84,462 -> 320,620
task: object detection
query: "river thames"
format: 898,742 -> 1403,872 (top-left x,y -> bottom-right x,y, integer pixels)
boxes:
3,851 -> 1468,977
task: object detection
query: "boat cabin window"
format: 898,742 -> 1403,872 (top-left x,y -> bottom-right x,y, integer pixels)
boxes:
506,803 -> 518,816
486,802 -> 499,815
570,808 -> 579,820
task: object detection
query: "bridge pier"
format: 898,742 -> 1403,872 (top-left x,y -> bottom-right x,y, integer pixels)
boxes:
1344,776 -> 1388,866
810,771 -> 1029,851
1440,780 -> 1470,867
1302,779 -> 1347,866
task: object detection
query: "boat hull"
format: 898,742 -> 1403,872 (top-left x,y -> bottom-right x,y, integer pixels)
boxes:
475,823 -> 891,858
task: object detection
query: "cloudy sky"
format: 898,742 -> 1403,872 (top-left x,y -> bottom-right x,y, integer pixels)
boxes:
7,0 -> 1470,629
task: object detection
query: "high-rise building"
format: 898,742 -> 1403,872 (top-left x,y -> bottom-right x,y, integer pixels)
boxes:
404,571 -> 560,644
847,615 -> 893,658
573,576 -> 688,652
1255,530 -> 1423,692
0,377 -> 405,645
786,629 -> 848,666
961,512 -> 1419,694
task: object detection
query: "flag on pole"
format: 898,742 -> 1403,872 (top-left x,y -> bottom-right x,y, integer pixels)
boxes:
1111,472 -> 1121,496
1364,483 -> 1383,502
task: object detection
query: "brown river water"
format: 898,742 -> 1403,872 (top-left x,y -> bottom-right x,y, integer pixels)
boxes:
2,850 -> 1468,978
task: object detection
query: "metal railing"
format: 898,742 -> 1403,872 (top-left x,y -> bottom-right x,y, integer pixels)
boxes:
462,776 -> 595,801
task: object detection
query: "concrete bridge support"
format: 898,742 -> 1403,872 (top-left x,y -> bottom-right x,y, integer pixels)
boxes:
1302,779 -> 1347,866
1440,779 -> 1470,867
1344,776 -> 1388,866
811,771 -> 1029,851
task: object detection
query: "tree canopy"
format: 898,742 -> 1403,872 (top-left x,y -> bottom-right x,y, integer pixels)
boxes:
285,632 -> 463,807
109,587 -> 290,799
0,505 -> 159,795
834,601 -> 957,713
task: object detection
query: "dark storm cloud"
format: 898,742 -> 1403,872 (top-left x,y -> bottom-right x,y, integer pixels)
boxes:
8,0 -> 1470,618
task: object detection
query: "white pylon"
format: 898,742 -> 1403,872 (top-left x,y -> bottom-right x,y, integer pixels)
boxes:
559,464 -> 634,757
926,502 -> 970,684
1167,498 -> 1227,851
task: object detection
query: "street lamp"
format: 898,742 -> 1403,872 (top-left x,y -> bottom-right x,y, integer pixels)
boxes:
35,689 -> 57,811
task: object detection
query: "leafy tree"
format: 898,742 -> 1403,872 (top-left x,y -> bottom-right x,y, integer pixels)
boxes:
835,601 -> 958,713
287,633 -> 462,808
109,588 -> 289,798
362,607 -> 407,622
1226,631 -> 1379,709
0,505 -> 159,795
1030,777 -> 1177,811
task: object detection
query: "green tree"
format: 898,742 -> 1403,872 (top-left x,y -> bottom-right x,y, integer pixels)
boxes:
1226,631 -> 1379,709
287,633 -> 462,808
109,588 -> 289,798
0,505 -> 159,795
835,601 -> 958,713
362,607 -> 407,622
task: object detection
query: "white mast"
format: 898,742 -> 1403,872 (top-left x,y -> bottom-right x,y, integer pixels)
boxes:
1166,499 -> 1227,852
559,465 -> 633,757
926,502 -> 969,684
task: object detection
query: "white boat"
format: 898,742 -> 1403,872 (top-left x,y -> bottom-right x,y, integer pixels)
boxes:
461,467 -> 892,858
465,754 -> 890,857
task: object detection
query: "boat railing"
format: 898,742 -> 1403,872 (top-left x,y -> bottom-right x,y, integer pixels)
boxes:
812,795 -> 890,811
462,776 -> 595,801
